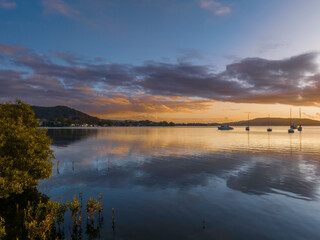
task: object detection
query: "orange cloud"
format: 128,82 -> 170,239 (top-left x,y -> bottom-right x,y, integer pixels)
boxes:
83,94 -> 215,117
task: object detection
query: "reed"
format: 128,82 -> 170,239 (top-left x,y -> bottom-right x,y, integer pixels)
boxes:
68,195 -> 82,225
24,200 -> 58,240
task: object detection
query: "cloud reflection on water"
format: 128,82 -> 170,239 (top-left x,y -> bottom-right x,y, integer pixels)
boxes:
42,127 -> 320,200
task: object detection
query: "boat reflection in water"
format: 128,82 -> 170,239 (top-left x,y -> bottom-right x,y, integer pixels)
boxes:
39,127 -> 320,240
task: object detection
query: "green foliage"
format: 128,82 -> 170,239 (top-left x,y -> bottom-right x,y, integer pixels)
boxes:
0,100 -> 54,198
24,200 -> 58,240
0,189 -> 104,239
0,101 -> 106,239
56,202 -> 68,230
0,189 -> 50,239
0,217 -> 6,239
86,194 -> 103,221
86,197 -> 97,221
68,195 -> 82,225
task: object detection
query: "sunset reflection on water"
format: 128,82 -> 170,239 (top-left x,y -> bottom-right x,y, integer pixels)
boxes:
39,127 -> 320,239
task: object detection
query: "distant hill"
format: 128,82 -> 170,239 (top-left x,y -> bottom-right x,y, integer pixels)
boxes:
30,105 -> 175,127
223,118 -> 320,126
31,106 -> 112,126
31,106 -> 97,121
30,105 -> 320,127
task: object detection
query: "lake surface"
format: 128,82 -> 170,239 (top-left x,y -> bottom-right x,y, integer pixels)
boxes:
38,127 -> 320,239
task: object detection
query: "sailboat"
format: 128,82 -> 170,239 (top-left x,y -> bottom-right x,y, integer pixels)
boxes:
288,108 -> 294,133
245,113 -> 250,131
298,108 -> 302,131
267,114 -> 272,132
290,109 -> 297,129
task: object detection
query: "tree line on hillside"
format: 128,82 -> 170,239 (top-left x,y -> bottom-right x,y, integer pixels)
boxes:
31,105 -> 320,127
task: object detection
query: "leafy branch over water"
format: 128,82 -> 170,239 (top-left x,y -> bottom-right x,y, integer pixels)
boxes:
0,101 -> 105,239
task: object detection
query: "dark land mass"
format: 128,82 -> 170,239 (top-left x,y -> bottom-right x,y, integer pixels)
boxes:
31,105 -> 176,127
31,105 -> 320,127
224,118 -> 320,126
31,105 -> 106,126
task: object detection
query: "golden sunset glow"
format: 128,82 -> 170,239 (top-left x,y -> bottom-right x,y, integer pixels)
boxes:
1,1 -> 320,123
95,102 -> 320,123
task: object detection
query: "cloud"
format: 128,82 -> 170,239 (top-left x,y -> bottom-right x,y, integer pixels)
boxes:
49,51 -> 85,65
1,42 -> 320,117
0,0 -> 16,9
200,0 -> 231,15
135,53 -> 320,106
84,94 -> 214,116
42,0 -> 80,18
0,44 -> 213,116
0,42 -> 27,56
177,48 -> 204,64
258,41 -> 288,54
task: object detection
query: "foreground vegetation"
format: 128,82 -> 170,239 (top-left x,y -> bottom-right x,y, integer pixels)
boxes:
0,101 -> 104,239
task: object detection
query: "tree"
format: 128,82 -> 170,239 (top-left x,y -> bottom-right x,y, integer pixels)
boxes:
0,100 -> 54,198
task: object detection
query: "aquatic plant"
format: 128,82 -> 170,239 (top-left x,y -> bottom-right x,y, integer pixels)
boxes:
68,195 -> 82,225
112,208 -> 116,232
97,193 -> 103,214
86,193 -> 103,222
85,194 -> 103,240
56,202 -> 68,231
24,200 -> 58,240
86,197 -> 98,221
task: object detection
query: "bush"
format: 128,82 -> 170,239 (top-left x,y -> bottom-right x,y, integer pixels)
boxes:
0,100 -> 54,198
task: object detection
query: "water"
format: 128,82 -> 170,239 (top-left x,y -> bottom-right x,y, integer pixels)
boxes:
38,127 -> 320,239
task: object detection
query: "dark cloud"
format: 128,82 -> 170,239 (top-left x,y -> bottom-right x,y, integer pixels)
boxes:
49,51 -> 84,65
0,42 -> 27,56
1,42 -> 320,115
136,62 -> 233,99
137,52 -> 320,106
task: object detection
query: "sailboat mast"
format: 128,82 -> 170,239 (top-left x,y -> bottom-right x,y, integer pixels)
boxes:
299,108 -> 301,125
290,108 -> 292,125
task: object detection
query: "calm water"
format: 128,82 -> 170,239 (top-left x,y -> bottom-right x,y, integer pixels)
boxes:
38,127 -> 320,239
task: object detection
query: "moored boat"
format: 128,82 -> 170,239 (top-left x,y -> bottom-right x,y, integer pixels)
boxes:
288,108 -> 295,134
245,113 -> 250,131
290,124 -> 297,129
218,125 -> 234,130
298,108 -> 302,131
267,114 -> 272,132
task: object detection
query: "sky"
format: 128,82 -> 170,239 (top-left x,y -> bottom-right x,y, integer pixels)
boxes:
1,0 -> 320,122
